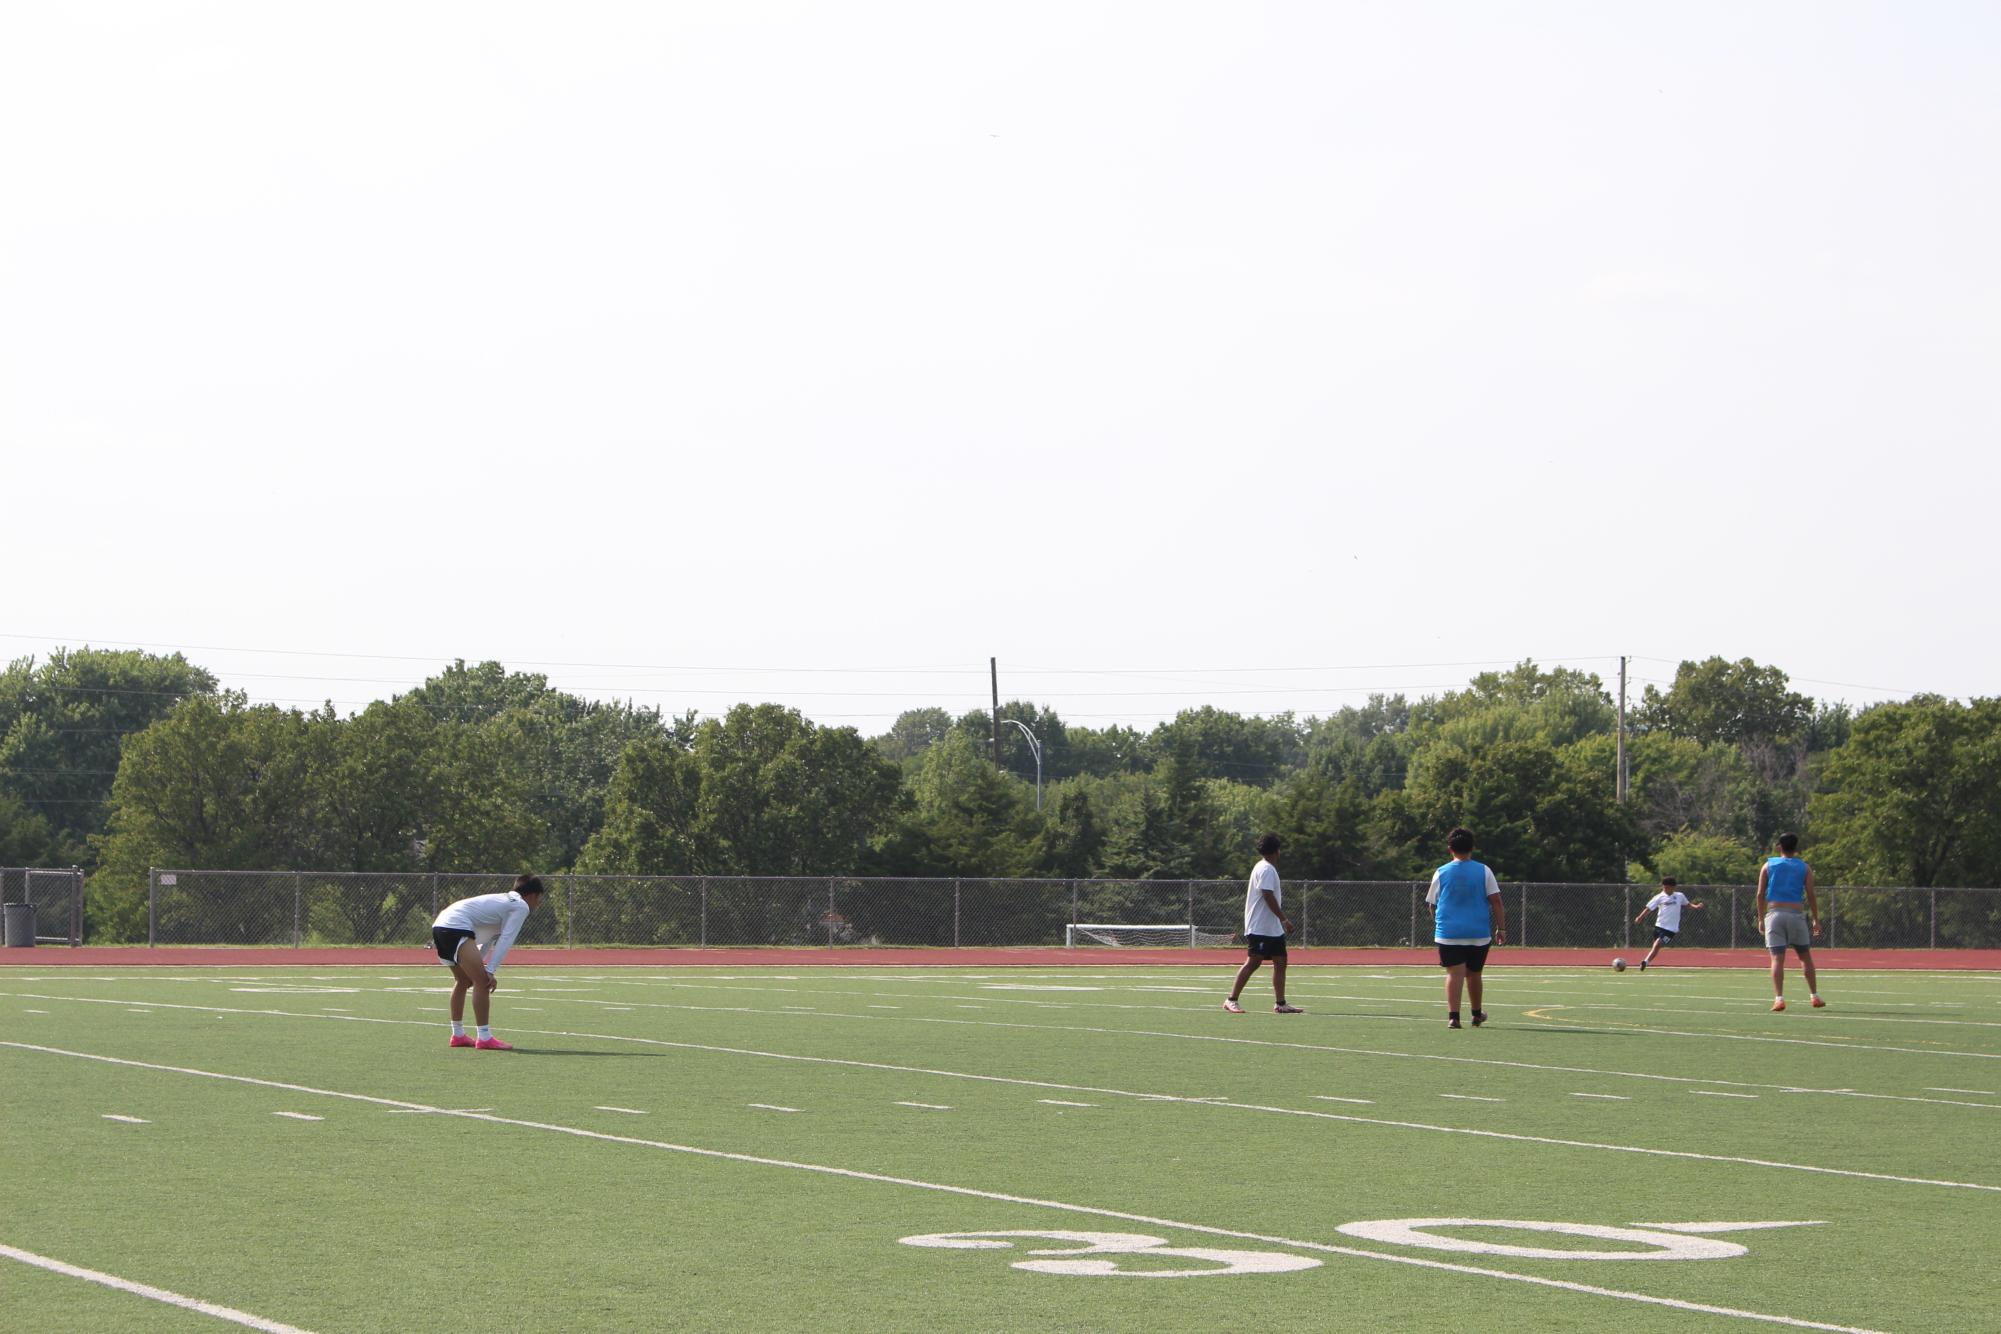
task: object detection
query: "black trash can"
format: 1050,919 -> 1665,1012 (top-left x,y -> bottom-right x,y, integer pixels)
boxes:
2,902 -> 34,947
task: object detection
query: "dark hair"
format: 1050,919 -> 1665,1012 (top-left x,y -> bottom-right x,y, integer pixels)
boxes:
1661,876 -> 1677,888
515,873 -> 546,898
1257,833 -> 1283,858
1446,827 -> 1475,855
1776,833 -> 1799,855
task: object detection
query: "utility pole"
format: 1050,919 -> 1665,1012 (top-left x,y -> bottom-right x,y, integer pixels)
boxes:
1616,655 -> 1629,803
990,656 -> 1001,771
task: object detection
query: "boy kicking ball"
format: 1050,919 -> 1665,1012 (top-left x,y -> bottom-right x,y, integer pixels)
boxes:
1633,877 -> 1702,970
431,874 -> 545,1049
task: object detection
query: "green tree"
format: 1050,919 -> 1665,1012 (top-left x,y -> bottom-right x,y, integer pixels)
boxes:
873,708 -> 954,763
1632,830 -> 1762,887
0,647 -> 217,861
1386,737 -> 1644,881
693,704 -> 904,876
575,736 -> 703,876
1264,763 -> 1380,879
1810,696 -> 2001,887
1143,707 -> 1306,786
1636,657 -> 1814,748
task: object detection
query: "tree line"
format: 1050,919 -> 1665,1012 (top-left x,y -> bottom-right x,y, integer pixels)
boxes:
4,648 -> 1999,942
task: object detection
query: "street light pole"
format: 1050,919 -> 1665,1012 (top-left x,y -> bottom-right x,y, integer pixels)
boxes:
1000,718 -> 1043,811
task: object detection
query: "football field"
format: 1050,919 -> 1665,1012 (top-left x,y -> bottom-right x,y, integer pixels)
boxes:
3,963 -> 1998,1332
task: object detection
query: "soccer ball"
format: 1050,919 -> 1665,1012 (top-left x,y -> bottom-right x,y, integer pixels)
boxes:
1611,957 -> 1627,972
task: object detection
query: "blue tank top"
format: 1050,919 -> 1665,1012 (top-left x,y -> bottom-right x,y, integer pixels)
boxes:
1765,855 -> 1808,904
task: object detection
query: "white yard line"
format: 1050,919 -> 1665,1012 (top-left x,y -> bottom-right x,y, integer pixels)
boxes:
1038,1099 -> 1095,1107
0,1243 -> 317,1333
8,998 -> 1998,1192
101,1114 -> 148,1124
1926,1088 -> 1998,1096
1439,1094 -> 1503,1102
11,1008 -> 1984,1192
0,1043 -> 1886,1334
895,1102 -> 953,1110
595,1106 -> 649,1115
1693,1091 -> 1761,1099
272,1112 -> 322,1121
1312,1096 -> 1375,1105
14,987 -> 2001,1115
1572,1093 -> 1631,1101
747,1103 -> 800,1113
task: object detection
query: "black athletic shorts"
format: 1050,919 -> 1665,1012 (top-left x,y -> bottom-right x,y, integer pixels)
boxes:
433,925 -> 476,964
1436,942 -> 1492,971
1652,926 -> 1679,944
1244,933 -> 1288,960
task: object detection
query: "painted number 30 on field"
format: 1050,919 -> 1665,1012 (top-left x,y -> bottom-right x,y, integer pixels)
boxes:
899,1219 -> 1821,1279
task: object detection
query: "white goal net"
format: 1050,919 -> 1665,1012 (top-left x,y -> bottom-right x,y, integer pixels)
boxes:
1064,923 -> 1238,948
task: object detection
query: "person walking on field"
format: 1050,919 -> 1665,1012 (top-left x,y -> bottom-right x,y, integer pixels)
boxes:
1428,827 -> 1505,1030
1225,833 -> 1302,1014
431,873 -> 546,1049
1634,877 -> 1703,970
1756,833 -> 1824,1012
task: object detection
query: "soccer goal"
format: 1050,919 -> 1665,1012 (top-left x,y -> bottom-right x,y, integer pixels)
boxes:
1065,923 -> 1237,948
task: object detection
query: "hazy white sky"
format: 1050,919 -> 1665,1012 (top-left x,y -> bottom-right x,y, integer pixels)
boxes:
5,2 -> 1996,730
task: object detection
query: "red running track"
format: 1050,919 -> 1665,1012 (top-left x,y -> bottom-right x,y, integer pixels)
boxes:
4,946 -> 1998,969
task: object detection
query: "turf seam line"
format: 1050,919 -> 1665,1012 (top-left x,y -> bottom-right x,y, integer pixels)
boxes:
0,1242 -> 317,1334
0,1043 -> 1888,1334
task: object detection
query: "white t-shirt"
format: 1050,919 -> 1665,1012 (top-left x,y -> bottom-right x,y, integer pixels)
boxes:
1244,860 -> 1285,937
433,890 -> 533,970
1647,891 -> 1691,932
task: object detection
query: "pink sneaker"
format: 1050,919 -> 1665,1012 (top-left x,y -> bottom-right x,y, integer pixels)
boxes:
1223,998 -> 1245,1013
1771,999 -> 1786,1012
1274,1004 -> 1303,1014
474,1037 -> 514,1051
449,1034 -> 475,1048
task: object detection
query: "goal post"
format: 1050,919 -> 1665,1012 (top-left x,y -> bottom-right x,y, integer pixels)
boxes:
1065,923 -> 1237,949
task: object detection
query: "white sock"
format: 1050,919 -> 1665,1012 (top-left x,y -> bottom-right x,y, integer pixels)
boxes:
477,1025 -> 492,1040
451,1021 -> 466,1038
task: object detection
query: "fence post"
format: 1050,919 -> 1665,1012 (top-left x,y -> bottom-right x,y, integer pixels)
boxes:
953,878 -> 961,949
1409,884 -> 1418,947
1931,889 -> 1938,950
1731,886 -> 1739,950
1187,880 -> 1195,935
1070,879 -> 1078,926
293,871 -> 303,949
1623,885 -> 1632,950
148,868 -> 157,948
430,872 -> 439,923
1301,883 -> 1311,948
1519,885 -> 1527,948
700,876 -> 708,948
828,876 -> 837,948
71,867 -> 84,947
1828,889 -> 1836,949
564,876 -> 574,950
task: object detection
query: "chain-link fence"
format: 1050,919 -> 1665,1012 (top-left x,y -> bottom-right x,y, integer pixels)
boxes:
1,867 -> 85,946
135,869 -> 2001,951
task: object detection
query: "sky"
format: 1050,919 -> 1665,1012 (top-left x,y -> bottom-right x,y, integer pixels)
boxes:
4,1 -> 1997,733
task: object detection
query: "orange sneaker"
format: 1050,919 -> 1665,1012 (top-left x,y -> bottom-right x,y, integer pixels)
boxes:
1810,997 -> 1826,1008
1771,999 -> 1786,1012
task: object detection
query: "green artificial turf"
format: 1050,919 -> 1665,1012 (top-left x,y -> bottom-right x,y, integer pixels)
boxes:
3,963 -> 1997,1332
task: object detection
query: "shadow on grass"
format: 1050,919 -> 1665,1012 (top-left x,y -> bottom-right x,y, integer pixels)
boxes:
507,1048 -> 653,1058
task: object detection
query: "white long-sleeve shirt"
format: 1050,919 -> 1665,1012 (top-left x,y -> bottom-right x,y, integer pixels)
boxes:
433,891 -> 533,970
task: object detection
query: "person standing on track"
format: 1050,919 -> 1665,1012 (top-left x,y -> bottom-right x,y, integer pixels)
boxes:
1756,833 -> 1824,1012
431,874 -> 545,1049
1428,827 -> 1505,1029
1634,877 -> 1703,970
1225,833 -> 1302,1014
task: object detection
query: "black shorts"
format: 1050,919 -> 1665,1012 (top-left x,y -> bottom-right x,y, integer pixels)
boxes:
1436,943 -> 1491,971
1244,933 -> 1288,960
1652,926 -> 1678,944
433,926 -> 476,964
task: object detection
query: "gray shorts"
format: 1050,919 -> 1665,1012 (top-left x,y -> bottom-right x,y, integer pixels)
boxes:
1764,909 -> 1811,952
